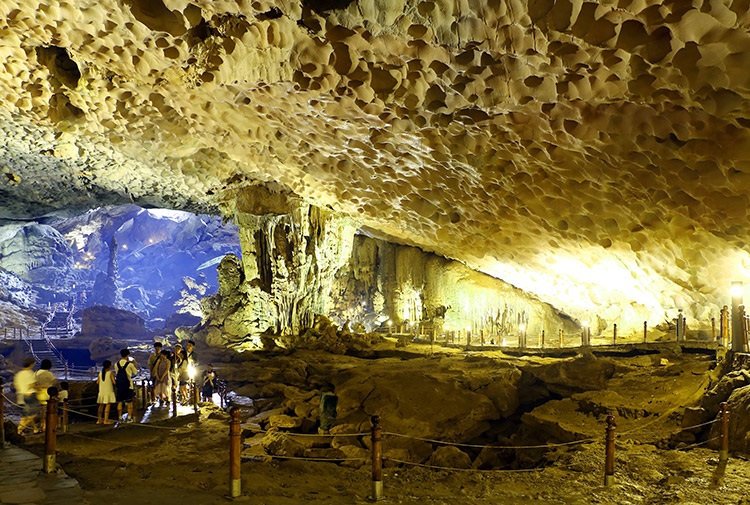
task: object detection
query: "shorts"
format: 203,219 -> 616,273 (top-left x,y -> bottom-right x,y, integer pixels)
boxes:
116,388 -> 134,403
22,395 -> 39,416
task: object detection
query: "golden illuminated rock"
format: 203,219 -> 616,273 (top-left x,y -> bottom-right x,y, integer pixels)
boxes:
1,0 -> 748,333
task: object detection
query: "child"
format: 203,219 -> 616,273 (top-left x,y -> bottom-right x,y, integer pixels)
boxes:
201,364 -> 216,403
96,360 -> 116,425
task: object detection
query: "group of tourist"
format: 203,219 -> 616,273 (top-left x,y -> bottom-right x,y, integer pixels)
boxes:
95,340 -> 218,424
12,339 -> 219,430
13,357 -> 69,434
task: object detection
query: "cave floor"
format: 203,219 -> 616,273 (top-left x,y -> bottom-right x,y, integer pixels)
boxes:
11,339 -> 750,505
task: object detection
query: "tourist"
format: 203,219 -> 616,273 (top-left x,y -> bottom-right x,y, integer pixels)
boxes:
175,349 -> 190,405
114,349 -> 138,422
147,342 -> 163,405
201,364 -> 216,403
186,339 -> 198,366
35,359 -> 56,430
13,357 -> 40,434
170,344 -> 182,400
96,360 -> 116,424
152,350 -> 172,406
58,381 -> 69,403
148,342 -> 163,373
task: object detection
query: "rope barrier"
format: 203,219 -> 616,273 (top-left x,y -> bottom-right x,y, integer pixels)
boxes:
620,414 -> 719,438
66,432 -> 146,449
383,457 -> 544,473
263,454 -> 368,463
382,431 -> 599,450
62,406 -> 185,431
241,428 -> 369,439
676,436 -> 721,452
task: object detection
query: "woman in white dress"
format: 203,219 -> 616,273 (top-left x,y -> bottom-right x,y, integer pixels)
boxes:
96,360 -> 116,424
153,351 -> 172,406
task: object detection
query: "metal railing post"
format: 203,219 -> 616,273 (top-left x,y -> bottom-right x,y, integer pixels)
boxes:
228,407 -> 242,498
62,398 -> 69,434
613,324 -> 617,345
719,402 -> 730,463
371,415 -> 384,501
44,387 -> 59,473
0,377 -> 5,447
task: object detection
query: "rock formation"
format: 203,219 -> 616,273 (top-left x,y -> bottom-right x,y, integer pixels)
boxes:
0,205 -> 241,326
1,1 -> 750,333
197,201 -> 578,348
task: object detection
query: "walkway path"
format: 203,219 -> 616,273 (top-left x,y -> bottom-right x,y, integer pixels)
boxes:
0,444 -> 86,505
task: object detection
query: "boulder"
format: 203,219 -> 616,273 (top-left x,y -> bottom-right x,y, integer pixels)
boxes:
268,414 -> 303,429
334,358 -> 500,444
522,354 -> 616,396
428,446 -> 472,469
709,384 -> 750,453
261,430 -> 306,457
338,445 -> 369,468
81,305 -> 147,340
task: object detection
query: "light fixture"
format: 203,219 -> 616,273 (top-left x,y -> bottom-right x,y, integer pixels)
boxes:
731,282 -> 743,298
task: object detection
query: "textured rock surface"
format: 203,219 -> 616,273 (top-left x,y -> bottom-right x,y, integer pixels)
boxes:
1,1 -> 749,331
198,212 -> 578,347
0,205 -> 241,325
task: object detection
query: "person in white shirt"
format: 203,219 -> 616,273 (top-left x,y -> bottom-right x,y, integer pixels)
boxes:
13,357 -> 40,434
114,349 -> 138,423
35,359 -> 56,430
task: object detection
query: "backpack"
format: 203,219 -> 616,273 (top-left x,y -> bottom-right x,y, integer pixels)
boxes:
115,360 -> 131,392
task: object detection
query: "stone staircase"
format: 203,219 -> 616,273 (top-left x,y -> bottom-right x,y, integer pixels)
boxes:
25,338 -> 68,372
43,310 -> 76,338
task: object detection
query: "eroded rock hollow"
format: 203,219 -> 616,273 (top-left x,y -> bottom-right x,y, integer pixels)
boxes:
2,1 -> 750,334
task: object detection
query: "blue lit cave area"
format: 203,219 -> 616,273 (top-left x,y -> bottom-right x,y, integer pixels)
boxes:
0,204 -> 241,367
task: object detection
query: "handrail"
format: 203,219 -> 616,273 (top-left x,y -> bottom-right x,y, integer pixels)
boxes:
43,332 -> 69,371
21,332 -> 38,361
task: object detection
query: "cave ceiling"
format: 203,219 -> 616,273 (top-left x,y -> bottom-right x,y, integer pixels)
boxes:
1,0 -> 750,329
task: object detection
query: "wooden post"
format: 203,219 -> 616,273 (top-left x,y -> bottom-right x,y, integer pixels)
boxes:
719,402 -> 729,463
643,321 -> 647,343
559,328 -> 563,348
711,317 -> 716,342
0,377 -> 5,447
613,324 -> 617,346
228,407 -> 242,498
720,306 -> 729,346
371,415 -> 384,501
44,387 -> 59,474
540,330 -> 545,349
62,398 -> 69,434
193,381 -> 200,414
172,384 -> 178,418
604,414 -> 616,486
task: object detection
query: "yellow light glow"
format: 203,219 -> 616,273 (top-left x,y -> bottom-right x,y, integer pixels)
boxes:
731,282 -> 743,298
187,363 -> 195,380
519,324 -> 526,332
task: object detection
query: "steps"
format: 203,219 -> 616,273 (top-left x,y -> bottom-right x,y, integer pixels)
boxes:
43,311 -> 75,338
25,338 -> 68,373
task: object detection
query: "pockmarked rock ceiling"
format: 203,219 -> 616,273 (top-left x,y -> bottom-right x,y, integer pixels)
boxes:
1,0 -> 750,333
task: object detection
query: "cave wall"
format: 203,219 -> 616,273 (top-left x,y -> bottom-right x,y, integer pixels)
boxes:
201,198 -> 577,347
328,235 -> 578,340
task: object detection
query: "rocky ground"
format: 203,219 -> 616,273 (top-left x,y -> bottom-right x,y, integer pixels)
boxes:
7,338 -> 750,505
